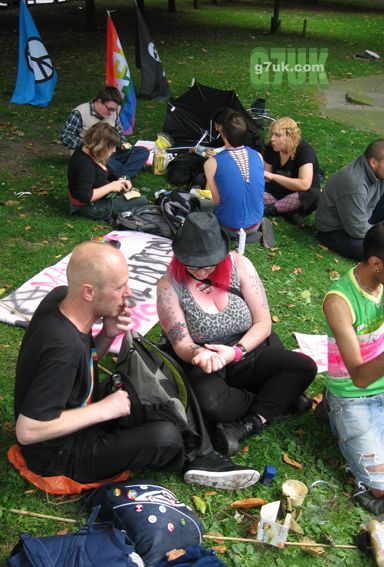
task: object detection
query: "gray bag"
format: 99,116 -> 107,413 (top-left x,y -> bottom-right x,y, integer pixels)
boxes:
114,331 -> 189,429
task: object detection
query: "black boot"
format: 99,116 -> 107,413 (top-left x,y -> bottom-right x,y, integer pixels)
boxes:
213,415 -> 263,457
264,204 -> 278,216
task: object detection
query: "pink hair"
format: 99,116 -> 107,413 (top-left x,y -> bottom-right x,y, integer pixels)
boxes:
168,254 -> 232,289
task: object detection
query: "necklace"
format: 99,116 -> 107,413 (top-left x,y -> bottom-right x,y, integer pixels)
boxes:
195,281 -> 213,294
353,265 -> 381,296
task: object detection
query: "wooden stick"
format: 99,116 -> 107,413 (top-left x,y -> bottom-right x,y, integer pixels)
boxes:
0,300 -> 30,321
98,363 -> 113,376
2,507 -> 77,524
203,534 -> 358,549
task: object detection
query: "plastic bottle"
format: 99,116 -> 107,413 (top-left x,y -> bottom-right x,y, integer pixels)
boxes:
237,228 -> 246,255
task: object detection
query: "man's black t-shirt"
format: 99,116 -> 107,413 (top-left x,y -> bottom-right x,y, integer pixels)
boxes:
264,140 -> 320,199
14,286 -> 98,473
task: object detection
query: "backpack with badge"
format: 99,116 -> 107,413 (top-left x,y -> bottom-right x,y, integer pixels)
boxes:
89,480 -> 204,567
6,506 -> 143,567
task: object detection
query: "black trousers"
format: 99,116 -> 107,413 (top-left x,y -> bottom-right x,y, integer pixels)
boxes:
174,336 -> 317,425
28,377 -> 213,484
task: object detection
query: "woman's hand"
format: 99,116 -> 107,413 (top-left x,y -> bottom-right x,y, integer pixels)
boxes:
264,170 -> 274,182
108,178 -> 132,193
192,343 -> 236,373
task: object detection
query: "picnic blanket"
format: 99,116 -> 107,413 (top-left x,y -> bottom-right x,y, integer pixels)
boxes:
0,231 -> 173,353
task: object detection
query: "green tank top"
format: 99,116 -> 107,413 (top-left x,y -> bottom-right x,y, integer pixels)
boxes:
325,267 -> 384,397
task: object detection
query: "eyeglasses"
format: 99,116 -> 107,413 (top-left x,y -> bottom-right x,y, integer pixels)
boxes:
103,102 -> 118,113
185,265 -> 216,271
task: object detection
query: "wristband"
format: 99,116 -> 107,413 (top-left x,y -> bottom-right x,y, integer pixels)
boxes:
233,346 -> 243,363
235,343 -> 247,361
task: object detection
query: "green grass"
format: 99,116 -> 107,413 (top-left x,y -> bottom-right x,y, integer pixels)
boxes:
0,0 -> 383,564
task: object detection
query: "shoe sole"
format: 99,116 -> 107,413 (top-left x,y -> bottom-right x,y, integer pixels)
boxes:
213,423 -> 240,457
261,217 -> 276,249
183,468 -> 260,490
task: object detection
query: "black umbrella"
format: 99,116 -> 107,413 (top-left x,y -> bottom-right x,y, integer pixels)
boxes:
162,81 -> 247,146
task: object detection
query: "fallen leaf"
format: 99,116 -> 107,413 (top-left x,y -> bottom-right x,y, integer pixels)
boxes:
311,393 -> 323,410
24,489 -> 35,494
248,522 -> 258,536
329,270 -> 340,281
230,498 -> 268,509
294,267 -> 303,274
272,264 -> 281,272
239,446 -> 249,453
318,244 -> 328,251
287,303 -> 295,308
315,253 -> 324,259
56,529 -> 69,536
166,549 -> 186,560
192,495 -> 206,514
205,490 -> 217,497
212,545 -> 227,554
36,189 -> 49,196
24,225 -> 31,231
271,315 -> 279,323
301,538 -> 325,556
283,453 -> 303,469
295,428 -> 306,439
206,531 -> 224,543
301,289 -> 312,303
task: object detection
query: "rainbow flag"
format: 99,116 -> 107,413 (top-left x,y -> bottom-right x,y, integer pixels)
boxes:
106,13 -> 136,135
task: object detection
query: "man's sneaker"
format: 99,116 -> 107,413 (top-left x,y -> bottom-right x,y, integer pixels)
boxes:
183,451 -> 260,490
213,415 -> 263,457
261,217 -> 276,249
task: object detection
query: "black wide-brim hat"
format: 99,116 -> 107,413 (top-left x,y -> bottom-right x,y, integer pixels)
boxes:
172,212 -> 230,267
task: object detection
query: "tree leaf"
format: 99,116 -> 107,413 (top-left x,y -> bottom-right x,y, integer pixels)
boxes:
272,264 -> 281,272
283,453 -> 303,469
192,495 -> 206,514
230,498 -> 268,509
272,315 -> 279,323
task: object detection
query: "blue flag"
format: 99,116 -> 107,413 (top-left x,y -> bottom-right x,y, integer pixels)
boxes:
11,0 -> 57,107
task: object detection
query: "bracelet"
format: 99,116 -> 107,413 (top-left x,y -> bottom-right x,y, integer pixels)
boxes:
233,346 -> 243,363
235,343 -> 247,361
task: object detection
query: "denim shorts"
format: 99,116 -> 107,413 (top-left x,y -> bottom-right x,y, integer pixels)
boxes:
326,391 -> 384,490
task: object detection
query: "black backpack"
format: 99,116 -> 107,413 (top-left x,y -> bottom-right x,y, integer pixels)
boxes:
166,152 -> 206,188
115,205 -> 173,238
157,190 -> 201,234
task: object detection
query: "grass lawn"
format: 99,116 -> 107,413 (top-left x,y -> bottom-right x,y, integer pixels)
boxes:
0,0 -> 383,564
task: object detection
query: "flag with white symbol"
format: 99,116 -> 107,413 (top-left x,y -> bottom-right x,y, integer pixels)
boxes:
106,13 -> 136,135
135,2 -> 170,100
11,0 -> 57,107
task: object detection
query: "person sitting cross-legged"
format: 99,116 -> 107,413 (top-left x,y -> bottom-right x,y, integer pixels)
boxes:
14,240 -> 259,490
156,212 -> 317,457
316,139 -> 384,261
264,117 -> 321,226
67,122 -> 147,223
61,84 -> 148,179
323,222 -> 384,513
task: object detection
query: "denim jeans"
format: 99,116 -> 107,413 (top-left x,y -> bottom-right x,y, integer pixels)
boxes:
326,391 -> 384,490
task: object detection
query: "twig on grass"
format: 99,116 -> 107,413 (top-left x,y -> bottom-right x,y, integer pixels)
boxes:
203,534 -> 359,550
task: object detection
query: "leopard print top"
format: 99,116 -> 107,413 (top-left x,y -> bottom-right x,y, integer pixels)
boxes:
172,254 -> 252,345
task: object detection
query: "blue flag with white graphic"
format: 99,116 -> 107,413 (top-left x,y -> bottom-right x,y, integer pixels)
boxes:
11,0 -> 57,107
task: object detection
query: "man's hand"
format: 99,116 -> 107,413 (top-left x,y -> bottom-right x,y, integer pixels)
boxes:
98,390 -> 131,420
192,343 -> 235,373
102,300 -> 132,340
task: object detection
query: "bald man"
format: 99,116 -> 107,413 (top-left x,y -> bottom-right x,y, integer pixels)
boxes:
14,242 -> 259,489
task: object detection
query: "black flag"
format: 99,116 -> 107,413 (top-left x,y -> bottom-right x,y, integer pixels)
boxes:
135,3 -> 171,100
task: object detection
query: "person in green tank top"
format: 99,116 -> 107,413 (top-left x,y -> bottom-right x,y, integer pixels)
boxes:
323,222 -> 384,514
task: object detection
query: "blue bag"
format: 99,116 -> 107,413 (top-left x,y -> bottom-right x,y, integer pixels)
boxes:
6,506 -> 143,567
90,480 -> 204,567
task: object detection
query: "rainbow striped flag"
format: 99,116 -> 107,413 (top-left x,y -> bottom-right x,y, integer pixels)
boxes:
106,13 -> 136,135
